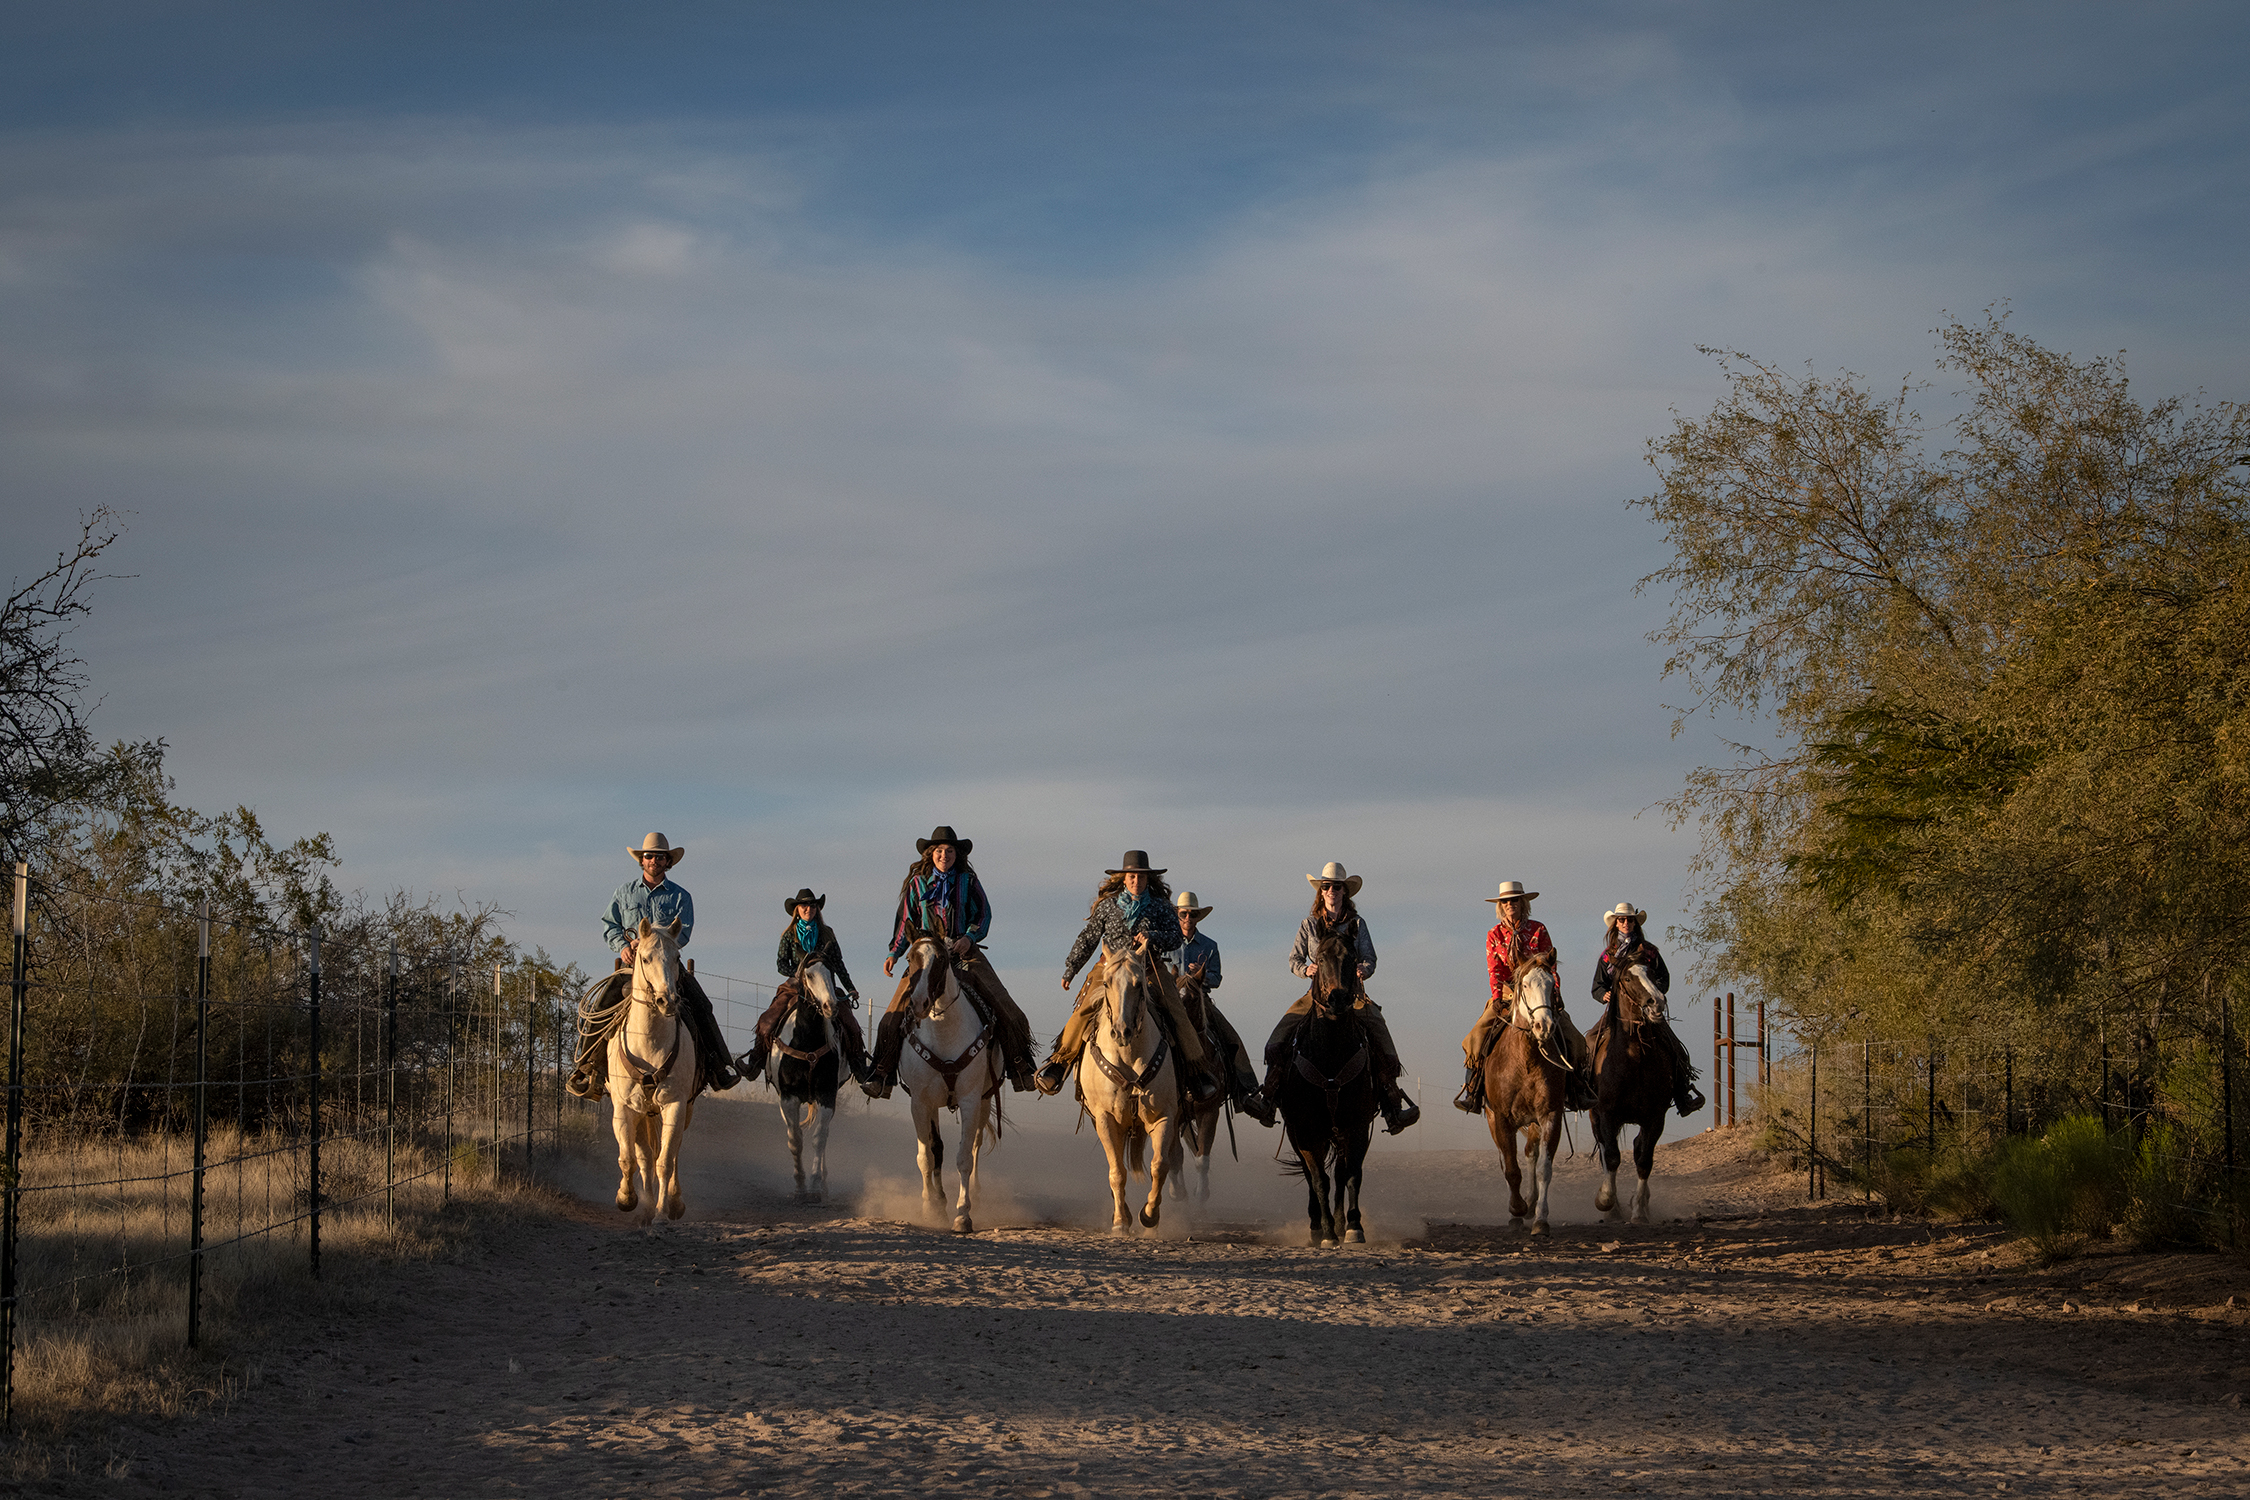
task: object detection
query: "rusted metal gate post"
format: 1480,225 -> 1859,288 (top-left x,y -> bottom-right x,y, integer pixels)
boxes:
1725,992 -> 1737,1126
308,924 -> 323,1279
1711,1001 -> 1721,1130
189,901 -> 211,1346
3,863 -> 30,1427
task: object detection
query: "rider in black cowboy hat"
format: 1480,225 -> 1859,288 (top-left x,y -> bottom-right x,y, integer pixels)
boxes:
862,827 -> 1040,1096
736,888 -> 871,1083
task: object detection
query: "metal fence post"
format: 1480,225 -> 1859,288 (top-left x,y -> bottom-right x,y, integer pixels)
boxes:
492,962 -> 503,1187
3,862 -> 30,1428
2004,1048 -> 2014,1139
308,924 -> 322,1279
1925,1046 -> 1937,1158
1809,1044 -> 1819,1201
2224,976 -> 2236,1248
525,973 -> 536,1179
189,900 -> 211,1347
1710,1000 -> 1720,1132
444,963 -> 456,1205
385,945 -> 398,1225
1725,993 -> 1737,1127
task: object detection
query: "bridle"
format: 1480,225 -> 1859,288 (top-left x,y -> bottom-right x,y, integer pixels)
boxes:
1090,948 -> 1169,1098
771,961 -> 837,1067
902,937 -> 991,1108
623,938 -> 683,1094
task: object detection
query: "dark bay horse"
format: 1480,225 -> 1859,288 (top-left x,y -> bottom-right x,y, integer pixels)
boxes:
1589,955 -> 1675,1225
1276,932 -> 1379,1247
1478,948 -> 1569,1236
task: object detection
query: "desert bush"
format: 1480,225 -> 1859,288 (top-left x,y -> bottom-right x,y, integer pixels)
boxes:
1988,1115 -> 2126,1260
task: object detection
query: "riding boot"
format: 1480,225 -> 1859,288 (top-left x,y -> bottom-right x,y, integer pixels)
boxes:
1034,1056 -> 1071,1096
1675,1077 -> 1707,1117
1452,1060 -> 1484,1115
861,1011 -> 907,1099
1234,1080 -> 1276,1127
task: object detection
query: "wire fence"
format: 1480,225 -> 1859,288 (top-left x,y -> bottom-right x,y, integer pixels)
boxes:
0,860 -> 793,1429
1746,998 -> 2246,1240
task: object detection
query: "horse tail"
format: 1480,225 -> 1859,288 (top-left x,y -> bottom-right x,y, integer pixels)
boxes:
1129,1128 -> 1147,1177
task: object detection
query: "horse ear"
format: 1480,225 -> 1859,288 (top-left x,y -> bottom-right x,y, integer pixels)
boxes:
637,917 -> 653,938
666,917 -> 681,937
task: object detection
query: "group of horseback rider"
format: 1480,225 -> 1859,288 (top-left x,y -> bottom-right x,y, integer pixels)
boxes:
568,826 -> 1704,1126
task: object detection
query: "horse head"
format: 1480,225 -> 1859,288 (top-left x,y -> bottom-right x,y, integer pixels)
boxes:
1309,932 -> 1360,1020
1507,949 -> 1560,1044
1613,955 -> 1669,1028
1099,941 -> 1152,1045
794,956 -> 838,1018
631,917 -> 683,1016
906,927 -> 959,1017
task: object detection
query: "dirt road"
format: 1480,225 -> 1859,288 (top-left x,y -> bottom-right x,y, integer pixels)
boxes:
68,1098 -> 2250,1497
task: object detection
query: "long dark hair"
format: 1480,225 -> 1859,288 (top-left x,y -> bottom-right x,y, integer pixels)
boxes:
1089,869 -> 1172,918
1307,886 -> 1359,928
897,849 -> 979,920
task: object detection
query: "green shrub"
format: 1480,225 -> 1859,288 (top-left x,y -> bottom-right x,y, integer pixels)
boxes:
1988,1114 -> 2125,1260
2118,1121 -> 2210,1251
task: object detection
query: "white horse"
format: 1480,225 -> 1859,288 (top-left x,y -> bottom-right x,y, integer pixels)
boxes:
765,958 -> 848,1204
895,933 -> 1001,1234
1078,943 -> 1181,1234
609,916 -> 697,1226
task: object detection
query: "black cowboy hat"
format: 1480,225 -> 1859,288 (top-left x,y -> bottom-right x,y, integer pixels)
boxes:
783,888 -> 827,916
1105,849 -> 1167,877
916,825 -> 972,856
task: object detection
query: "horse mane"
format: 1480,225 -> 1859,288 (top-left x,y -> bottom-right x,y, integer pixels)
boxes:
1089,870 -> 1173,917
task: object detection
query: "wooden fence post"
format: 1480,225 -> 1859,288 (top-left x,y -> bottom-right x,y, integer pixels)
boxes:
3,862 -> 30,1428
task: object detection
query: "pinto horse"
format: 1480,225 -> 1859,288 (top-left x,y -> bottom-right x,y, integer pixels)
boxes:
1478,949 -> 1569,1236
1589,956 -> 1675,1225
609,917 -> 697,1226
1078,942 -> 1183,1234
895,931 -> 1001,1234
764,956 -> 849,1204
1275,932 -> 1379,1247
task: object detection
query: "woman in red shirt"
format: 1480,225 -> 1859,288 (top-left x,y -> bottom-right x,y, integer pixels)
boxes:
1455,881 -> 1593,1114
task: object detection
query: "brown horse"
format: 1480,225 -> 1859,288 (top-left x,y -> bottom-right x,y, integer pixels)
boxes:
1478,948 -> 1569,1236
1170,962 -> 1228,1204
1275,931 -> 1379,1247
1588,955 -> 1675,1225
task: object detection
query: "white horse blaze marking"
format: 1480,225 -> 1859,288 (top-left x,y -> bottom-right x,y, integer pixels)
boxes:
895,940 -> 999,1234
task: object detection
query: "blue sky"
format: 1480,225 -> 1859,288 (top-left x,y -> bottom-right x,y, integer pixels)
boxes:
7,2 -> 2247,1142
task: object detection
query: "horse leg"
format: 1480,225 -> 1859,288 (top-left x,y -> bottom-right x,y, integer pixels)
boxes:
1299,1148 -> 1335,1247
655,1101 -> 688,1221
809,1101 -> 834,1205
910,1096 -> 945,1223
1140,1111 -> 1172,1229
1340,1129 -> 1369,1244
1632,1119 -> 1661,1225
953,1095 -> 987,1234
632,1111 -> 659,1227
1095,1111 -> 1133,1234
1592,1110 -> 1623,1218
1530,1116 -> 1557,1238
610,1095 -> 639,1213
1489,1110 -> 1528,1222
781,1100 -> 806,1201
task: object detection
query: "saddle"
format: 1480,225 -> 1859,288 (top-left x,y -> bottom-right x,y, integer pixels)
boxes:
1287,1005 -> 1371,1115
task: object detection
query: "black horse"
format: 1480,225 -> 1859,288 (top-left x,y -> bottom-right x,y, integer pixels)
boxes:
1275,932 -> 1380,1247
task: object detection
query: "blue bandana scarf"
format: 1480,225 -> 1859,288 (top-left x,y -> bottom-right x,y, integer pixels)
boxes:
794,917 -> 821,955
1116,890 -> 1153,926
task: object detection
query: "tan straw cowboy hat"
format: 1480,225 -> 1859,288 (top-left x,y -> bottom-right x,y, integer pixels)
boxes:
1306,861 -> 1363,897
1485,880 -> 1538,905
628,832 -> 685,867
1602,901 -> 1649,926
1174,890 -> 1214,920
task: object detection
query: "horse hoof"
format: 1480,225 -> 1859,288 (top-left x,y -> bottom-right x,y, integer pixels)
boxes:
1531,1220 -> 1551,1238
1111,1222 -> 1132,1237
1344,1228 -> 1365,1244
616,1190 -> 637,1212
1321,1237 -> 1339,1249
953,1215 -> 973,1235
666,1200 -> 686,1221
1140,1206 -> 1160,1229
1595,1187 -> 1616,1212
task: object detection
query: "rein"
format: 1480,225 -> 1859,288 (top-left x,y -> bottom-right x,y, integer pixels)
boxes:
1091,957 -> 1170,1099
622,944 -> 685,1097
903,940 -> 990,1109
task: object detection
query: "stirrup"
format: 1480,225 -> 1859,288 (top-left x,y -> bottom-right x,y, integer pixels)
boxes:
1034,1060 -> 1069,1096
1383,1095 -> 1421,1135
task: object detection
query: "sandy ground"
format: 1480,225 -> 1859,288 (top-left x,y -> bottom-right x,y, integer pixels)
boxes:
54,1095 -> 2250,1497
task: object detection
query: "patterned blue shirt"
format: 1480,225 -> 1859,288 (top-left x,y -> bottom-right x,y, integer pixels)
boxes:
603,877 -> 695,953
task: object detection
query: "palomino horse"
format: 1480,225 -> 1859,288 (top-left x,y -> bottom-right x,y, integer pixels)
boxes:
896,931 -> 1001,1234
1170,961 -> 1228,1204
1589,957 -> 1674,1225
1077,943 -> 1181,1234
1478,949 -> 1569,1236
609,917 -> 697,1226
764,956 -> 849,1204
1275,932 -> 1378,1247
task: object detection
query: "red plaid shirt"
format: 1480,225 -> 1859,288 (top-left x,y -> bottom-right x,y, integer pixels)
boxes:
1487,919 -> 1556,1002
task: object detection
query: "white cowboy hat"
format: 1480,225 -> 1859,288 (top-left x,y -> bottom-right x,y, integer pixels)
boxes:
1485,880 -> 1538,905
1602,902 -> 1649,926
1174,890 -> 1214,920
628,831 -> 685,866
1306,861 -> 1363,897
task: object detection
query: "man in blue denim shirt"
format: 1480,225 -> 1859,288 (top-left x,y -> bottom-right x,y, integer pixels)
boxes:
1163,891 -> 1272,1124
568,832 -> 739,1099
